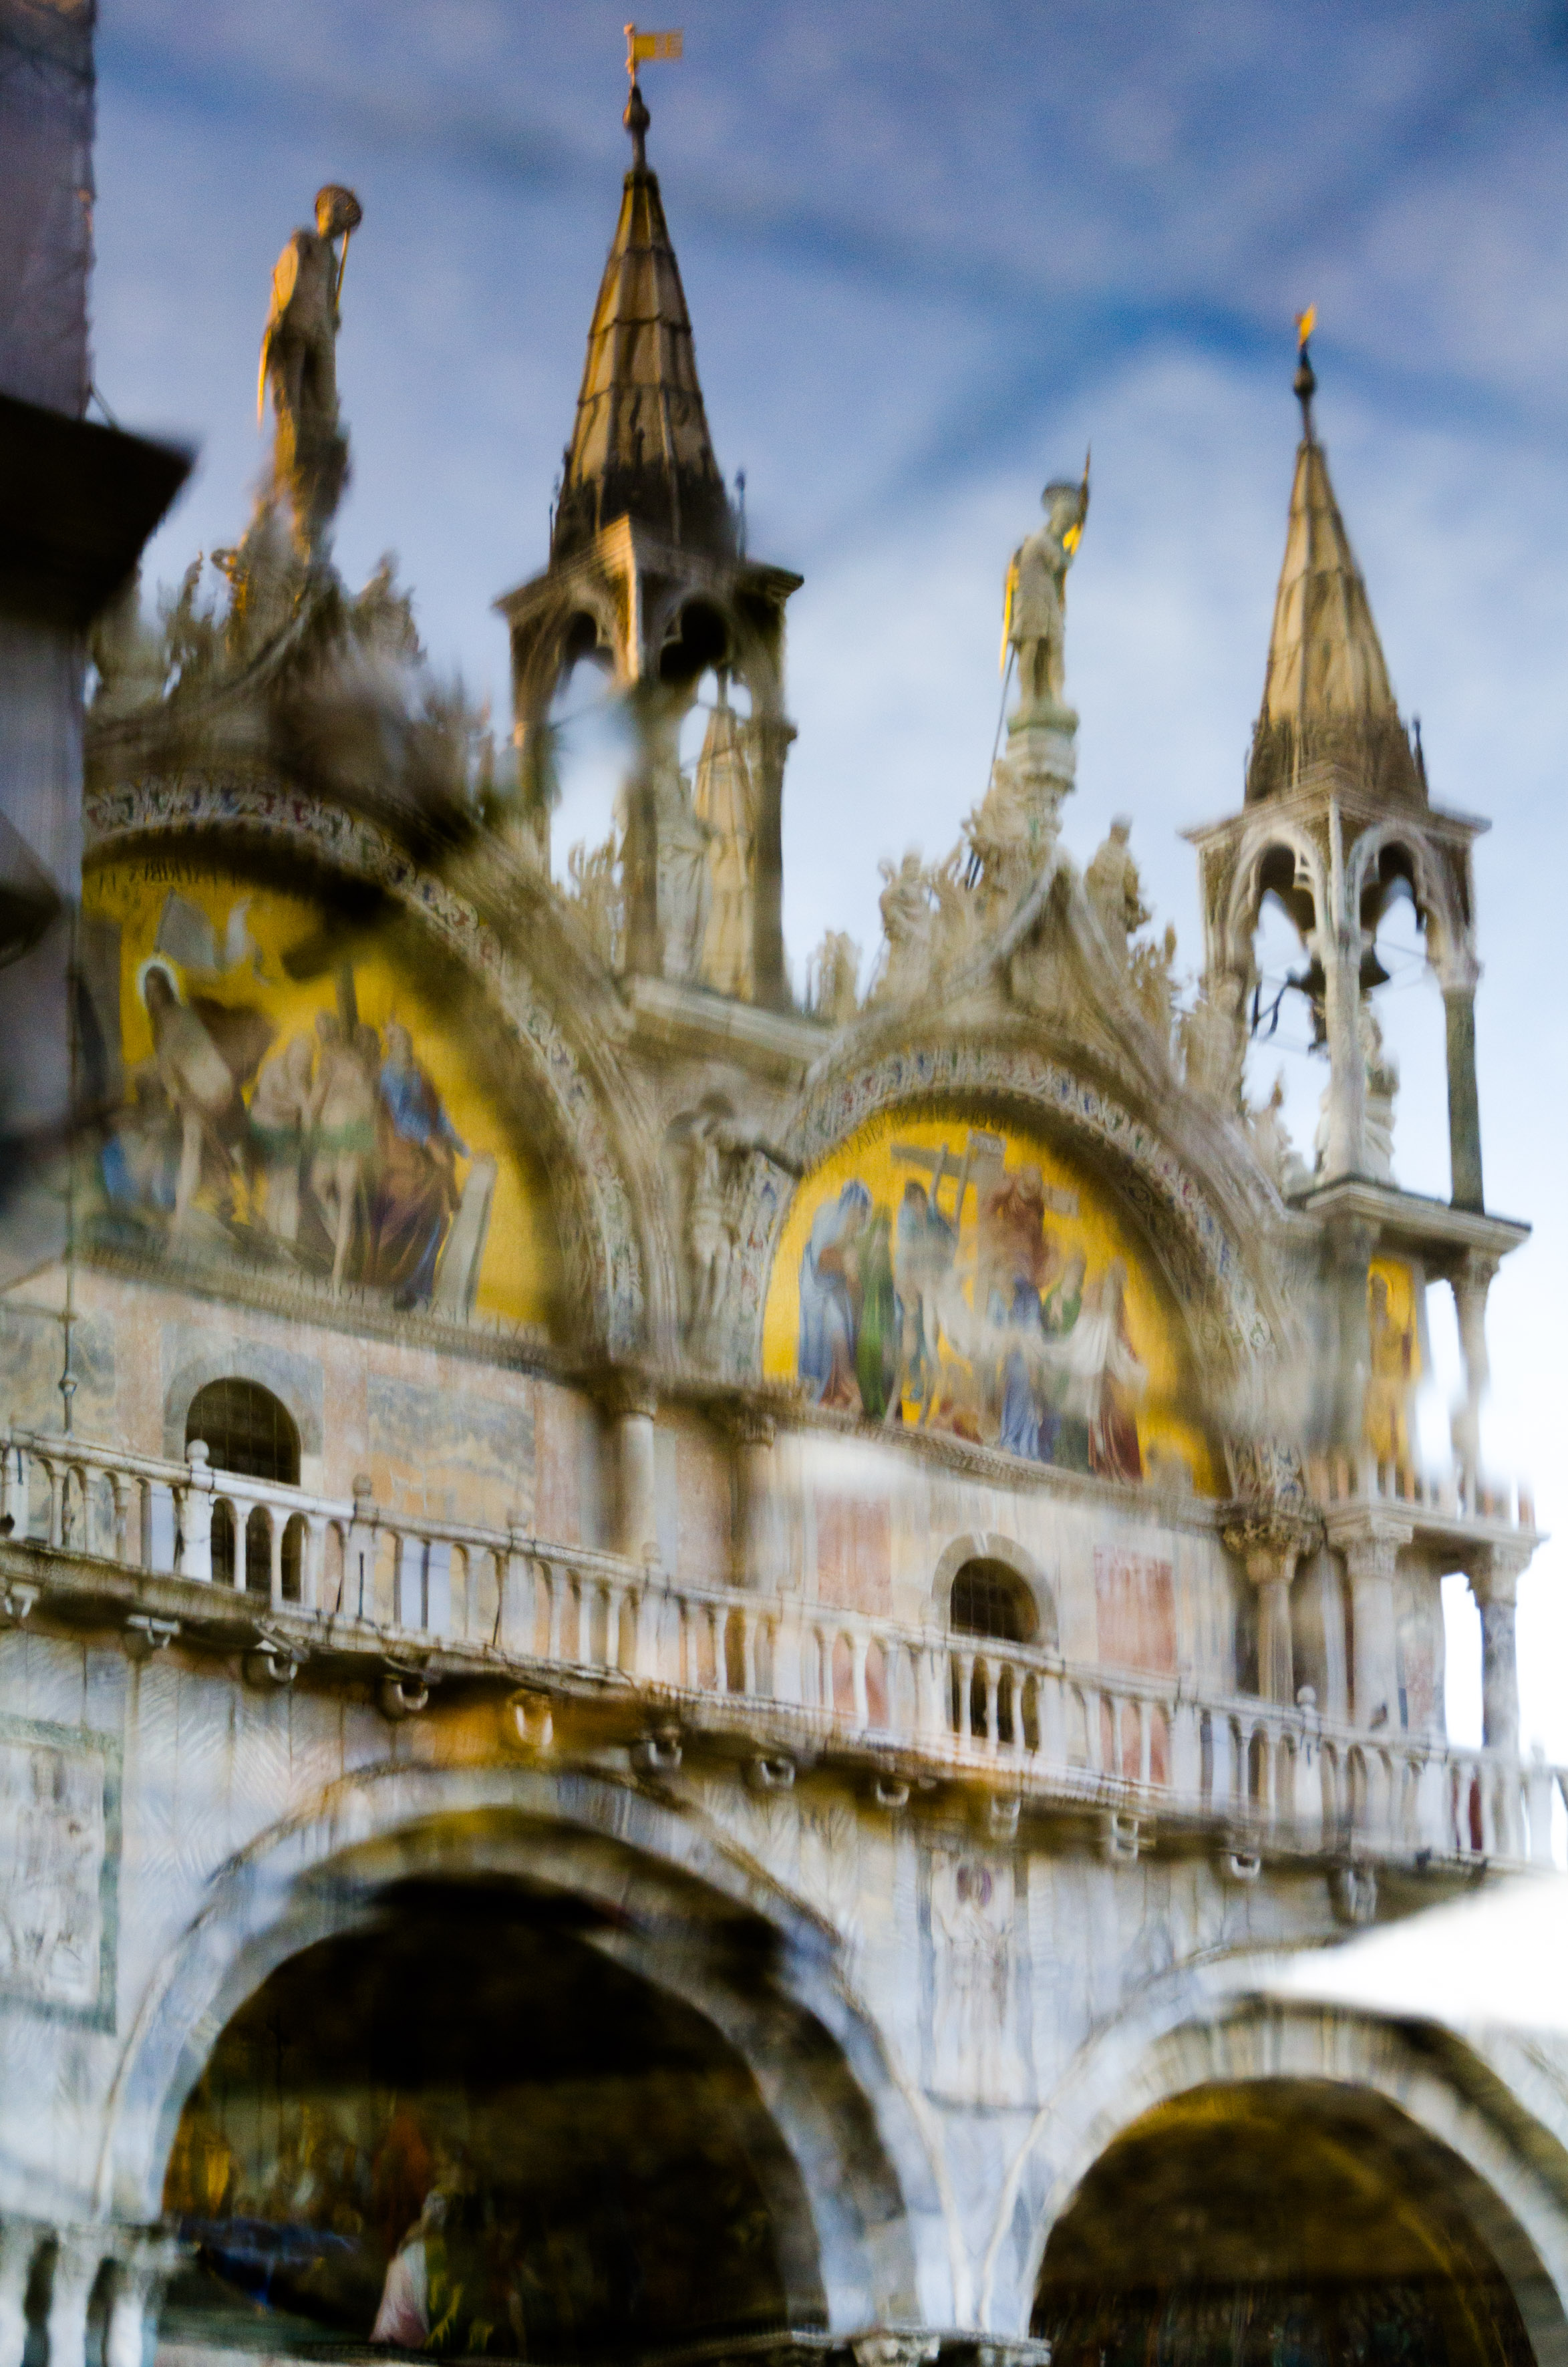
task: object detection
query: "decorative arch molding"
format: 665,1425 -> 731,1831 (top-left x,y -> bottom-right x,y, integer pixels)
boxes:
161,1336 -> 323,1462
1346,814 -> 1474,989
929,1532 -> 1060,1652
1219,818 -> 1330,979
977,1985 -> 1568,2359
95,1757 -> 950,2333
84,776 -> 677,1357
728,1040 -> 1279,1386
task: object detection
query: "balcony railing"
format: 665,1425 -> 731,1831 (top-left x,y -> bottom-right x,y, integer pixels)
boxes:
5,1423 -> 1564,1874
1305,1448 -> 1536,1532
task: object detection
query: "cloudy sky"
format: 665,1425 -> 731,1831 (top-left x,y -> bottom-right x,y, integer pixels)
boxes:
90,1 -> 1568,1746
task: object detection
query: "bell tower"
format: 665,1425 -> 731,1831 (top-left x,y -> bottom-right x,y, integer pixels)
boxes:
496,61 -> 801,1010
1187,333 -> 1531,1540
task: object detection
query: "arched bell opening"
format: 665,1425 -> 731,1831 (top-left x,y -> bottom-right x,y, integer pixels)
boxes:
1353,836 -> 1464,1203
1237,841 -> 1326,1195
158,1871 -> 817,2360
1033,2078 -> 1543,2367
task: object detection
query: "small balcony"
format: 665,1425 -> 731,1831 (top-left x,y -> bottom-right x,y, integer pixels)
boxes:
3,1422 -> 1563,1877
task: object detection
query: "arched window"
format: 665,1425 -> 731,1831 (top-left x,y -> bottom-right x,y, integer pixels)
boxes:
950,1559 -> 1036,1645
185,1379 -> 300,1487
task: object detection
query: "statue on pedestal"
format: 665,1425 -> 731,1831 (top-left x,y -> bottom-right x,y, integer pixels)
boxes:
1005,466 -> 1089,724
257,183 -> 363,557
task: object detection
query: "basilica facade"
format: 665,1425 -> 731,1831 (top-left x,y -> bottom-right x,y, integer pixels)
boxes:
0,51 -> 1563,2367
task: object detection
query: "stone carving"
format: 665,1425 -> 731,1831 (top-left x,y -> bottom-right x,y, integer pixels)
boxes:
1006,471 -> 1088,723
929,1851 -> 1026,2104
1181,970 -> 1247,1111
90,572 -> 167,717
1085,817 -> 1151,968
257,183 -> 363,557
0,1724 -> 112,2018
693,681 -> 755,997
805,930 -> 860,1023
1128,921 -> 1180,1053
1314,999 -> 1398,1180
1247,1072 -> 1311,1196
686,1117 -> 736,1348
652,748 -> 713,983
873,850 -> 938,1004
565,831 -> 623,968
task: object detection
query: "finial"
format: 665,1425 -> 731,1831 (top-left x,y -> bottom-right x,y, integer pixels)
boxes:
623,79 -> 651,169
623,23 -> 682,169
1293,305 -> 1317,440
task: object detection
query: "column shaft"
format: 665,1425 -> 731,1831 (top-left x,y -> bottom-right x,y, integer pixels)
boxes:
1444,985 -> 1484,1213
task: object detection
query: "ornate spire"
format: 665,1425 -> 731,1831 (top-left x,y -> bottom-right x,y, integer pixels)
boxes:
550,80 -> 732,564
1247,327 -> 1420,804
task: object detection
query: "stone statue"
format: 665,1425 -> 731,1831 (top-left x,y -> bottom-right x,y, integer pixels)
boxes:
652,750 -> 714,983
1006,473 -> 1088,722
693,681 -> 756,999
1360,1001 -> 1399,1180
1129,921 -> 1180,1050
874,851 -> 937,1003
686,1120 -> 735,1346
257,184 -> 363,556
963,754 -> 1039,903
1085,817 -> 1151,968
807,931 -> 861,1024
1312,1000 -> 1398,1180
1247,1072 -> 1311,1195
89,571 -> 166,716
1181,970 -> 1247,1110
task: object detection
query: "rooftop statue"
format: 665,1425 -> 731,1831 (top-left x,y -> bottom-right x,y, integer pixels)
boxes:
1005,466 -> 1089,724
1085,816 -> 1151,969
258,183 -> 363,557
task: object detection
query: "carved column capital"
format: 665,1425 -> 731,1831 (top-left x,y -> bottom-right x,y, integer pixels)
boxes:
1467,1540 -> 1533,1609
1222,1509 -> 1322,1589
595,1368 -> 660,1424
710,1394 -> 776,1450
1325,1508 -> 1414,1587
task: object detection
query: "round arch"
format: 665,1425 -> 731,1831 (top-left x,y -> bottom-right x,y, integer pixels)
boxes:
929,1532 -> 1059,1652
728,1040 -> 1285,1396
977,1994 -> 1568,2361
1219,822 -> 1330,983
96,1759 -> 950,2334
83,789 -> 678,1358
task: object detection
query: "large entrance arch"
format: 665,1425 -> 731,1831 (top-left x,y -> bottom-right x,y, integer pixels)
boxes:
100,1764 -> 946,2348
1034,2079 -> 1540,2367
161,1867 -> 809,2358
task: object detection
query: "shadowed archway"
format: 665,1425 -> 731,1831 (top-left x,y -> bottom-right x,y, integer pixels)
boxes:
1034,2078 -> 1538,2367
161,1869 -> 814,2359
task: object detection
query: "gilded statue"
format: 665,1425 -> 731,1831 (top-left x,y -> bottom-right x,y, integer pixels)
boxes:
257,184 -> 363,555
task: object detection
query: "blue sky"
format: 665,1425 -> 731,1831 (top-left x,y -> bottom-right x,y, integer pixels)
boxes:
90,1 -> 1568,1745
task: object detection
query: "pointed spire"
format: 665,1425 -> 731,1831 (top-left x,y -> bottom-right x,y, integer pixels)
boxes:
550,84 -> 732,565
1247,327 -> 1420,804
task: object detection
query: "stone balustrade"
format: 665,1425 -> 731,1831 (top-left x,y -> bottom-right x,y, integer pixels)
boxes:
0,2219 -> 181,2367
4,1423 -> 1564,1874
1304,1446 -> 1536,1533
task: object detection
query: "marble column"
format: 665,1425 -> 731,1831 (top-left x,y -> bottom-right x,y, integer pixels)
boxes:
724,1404 -> 781,1591
1315,932 -> 1366,1185
1450,1249 -> 1497,1509
1470,1548 -> 1528,1757
1329,1512 -> 1412,1732
749,712 -> 797,1013
1225,1513 -> 1318,1706
1443,981 -> 1484,1212
0,2223 -> 37,2367
1327,1214 -> 1379,1462
45,2229 -> 104,2367
605,1378 -> 660,1567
